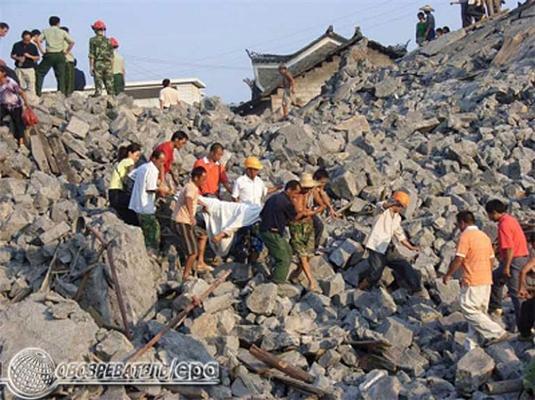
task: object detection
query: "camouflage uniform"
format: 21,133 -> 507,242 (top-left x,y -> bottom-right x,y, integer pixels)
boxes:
89,35 -> 114,95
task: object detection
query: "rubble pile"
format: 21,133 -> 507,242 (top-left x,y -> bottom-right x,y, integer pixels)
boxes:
0,3 -> 534,399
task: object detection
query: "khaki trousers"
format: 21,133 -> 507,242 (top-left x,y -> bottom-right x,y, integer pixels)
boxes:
15,67 -> 36,96
460,285 -> 505,346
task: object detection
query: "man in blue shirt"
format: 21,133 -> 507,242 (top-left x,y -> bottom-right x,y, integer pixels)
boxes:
260,181 -> 300,283
11,30 -> 40,97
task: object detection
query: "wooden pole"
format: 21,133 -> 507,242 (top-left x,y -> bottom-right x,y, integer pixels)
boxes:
249,344 -> 315,384
87,226 -> 132,340
484,379 -> 523,395
127,270 -> 231,362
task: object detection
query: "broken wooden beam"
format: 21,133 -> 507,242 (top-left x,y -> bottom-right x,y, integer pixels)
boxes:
484,379 -> 523,395
86,226 -> 132,341
249,344 -> 315,384
127,269 -> 232,362
238,352 -> 334,399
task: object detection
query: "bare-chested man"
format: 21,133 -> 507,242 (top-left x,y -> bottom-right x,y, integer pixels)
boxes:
289,173 -> 324,291
278,64 -> 295,120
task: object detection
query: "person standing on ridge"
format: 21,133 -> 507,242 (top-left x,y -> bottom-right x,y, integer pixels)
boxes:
89,20 -> 114,96
278,64 -> 295,120
110,37 -> 125,94
10,30 -> 40,97
416,12 -> 427,46
159,79 -> 181,109
420,5 -> 436,42
35,16 -> 75,96
60,27 -> 75,96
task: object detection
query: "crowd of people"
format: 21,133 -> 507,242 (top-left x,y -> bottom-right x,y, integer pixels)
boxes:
0,17 -> 127,99
416,1 -> 504,46
109,133 -> 534,346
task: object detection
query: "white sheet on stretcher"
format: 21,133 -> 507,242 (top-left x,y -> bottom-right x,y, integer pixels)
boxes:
200,196 -> 262,257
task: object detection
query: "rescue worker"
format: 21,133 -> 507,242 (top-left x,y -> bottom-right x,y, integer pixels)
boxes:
89,20 -> 114,96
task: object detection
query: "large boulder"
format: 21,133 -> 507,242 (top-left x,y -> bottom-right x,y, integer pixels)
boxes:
0,294 -> 98,365
78,213 -> 160,327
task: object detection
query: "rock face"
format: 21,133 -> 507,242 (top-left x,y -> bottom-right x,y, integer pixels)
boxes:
0,294 -> 98,365
0,3 -> 533,399
78,213 -> 160,327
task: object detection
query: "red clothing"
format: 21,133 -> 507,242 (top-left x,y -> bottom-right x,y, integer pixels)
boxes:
154,141 -> 174,174
498,214 -> 529,259
193,157 -> 228,195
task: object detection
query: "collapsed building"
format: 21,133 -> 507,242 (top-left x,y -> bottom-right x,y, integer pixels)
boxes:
236,26 -> 407,116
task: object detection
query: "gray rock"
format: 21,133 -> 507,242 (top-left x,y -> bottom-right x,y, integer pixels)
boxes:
376,317 -> 413,348
329,239 -> 364,268
455,347 -> 495,394
65,115 -> 90,139
319,273 -> 346,297
0,295 -> 98,365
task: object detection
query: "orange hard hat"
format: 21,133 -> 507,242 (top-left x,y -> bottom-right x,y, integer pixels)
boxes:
109,37 -> 119,48
91,20 -> 106,30
392,191 -> 411,208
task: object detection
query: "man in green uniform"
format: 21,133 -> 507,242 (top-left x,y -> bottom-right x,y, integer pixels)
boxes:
88,20 -> 114,96
61,27 -> 75,96
35,16 -> 75,96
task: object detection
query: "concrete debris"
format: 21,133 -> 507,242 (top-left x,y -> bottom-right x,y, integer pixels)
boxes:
0,5 -> 534,399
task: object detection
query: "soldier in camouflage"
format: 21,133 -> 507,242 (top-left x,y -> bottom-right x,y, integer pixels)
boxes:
88,20 -> 114,96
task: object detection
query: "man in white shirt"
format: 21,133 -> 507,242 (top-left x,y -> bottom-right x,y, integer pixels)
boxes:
232,156 -> 268,206
129,150 -> 169,252
159,78 -> 180,110
229,156 -> 277,263
359,191 -> 423,293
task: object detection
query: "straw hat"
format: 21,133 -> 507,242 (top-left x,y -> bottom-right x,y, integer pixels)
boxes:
419,5 -> 434,12
392,191 -> 411,208
300,173 -> 319,189
244,156 -> 263,170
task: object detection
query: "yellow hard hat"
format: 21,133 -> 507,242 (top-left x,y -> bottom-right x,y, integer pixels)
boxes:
244,156 -> 263,170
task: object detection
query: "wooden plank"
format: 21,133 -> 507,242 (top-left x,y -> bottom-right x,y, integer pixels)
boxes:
249,345 -> 315,383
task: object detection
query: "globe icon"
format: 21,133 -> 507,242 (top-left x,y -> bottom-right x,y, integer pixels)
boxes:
7,348 -> 57,399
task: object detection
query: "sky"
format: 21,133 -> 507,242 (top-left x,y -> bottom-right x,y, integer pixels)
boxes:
0,0 -> 519,104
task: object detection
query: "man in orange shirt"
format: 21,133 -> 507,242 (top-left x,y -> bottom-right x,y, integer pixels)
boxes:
193,143 -> 232,198
485,199 -> 529,330
443,211 -> 507,348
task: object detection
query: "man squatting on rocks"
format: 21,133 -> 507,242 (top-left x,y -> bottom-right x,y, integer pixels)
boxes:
358,191 -> 423,294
